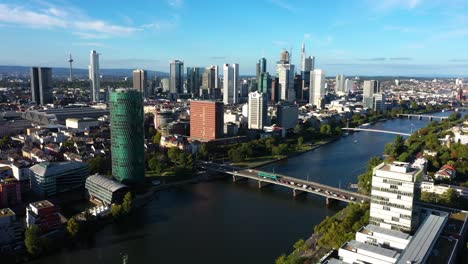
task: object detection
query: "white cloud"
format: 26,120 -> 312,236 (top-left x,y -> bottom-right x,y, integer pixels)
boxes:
168,0 -> 184,8
267,0 -> 295,12
0,3 -> 143,38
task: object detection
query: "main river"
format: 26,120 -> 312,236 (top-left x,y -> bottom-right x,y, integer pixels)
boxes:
30,112 -> 455,264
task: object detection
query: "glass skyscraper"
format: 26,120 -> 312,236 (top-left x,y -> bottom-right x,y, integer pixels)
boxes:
110,89 -> 145,184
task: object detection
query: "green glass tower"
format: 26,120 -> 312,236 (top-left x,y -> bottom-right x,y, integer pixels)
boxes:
110,89 -> 145,184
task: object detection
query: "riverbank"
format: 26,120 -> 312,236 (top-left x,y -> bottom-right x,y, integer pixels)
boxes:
232,137 -> 339,169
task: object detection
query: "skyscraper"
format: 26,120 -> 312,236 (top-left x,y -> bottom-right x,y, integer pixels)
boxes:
248,91 -> 268,130
301,43 -> 314,72
345,78 -> 355,93
223,63 -> 239,104
89,50 -> 100,102
259,57 -> 267,74
170,60 -> 184,100
310,69 -> 326,107
212,65 -> 219,89
187,67 -> 204,97
190,101 -> 224,141
300,43 -> 314,101
363,80 -> 380,108
30,67 -> 53,105
258,72 -> 271,95
110,89 -> 145,184
335,74 -> 345,93
133,69 -> 148,97
276,51 -> 295,102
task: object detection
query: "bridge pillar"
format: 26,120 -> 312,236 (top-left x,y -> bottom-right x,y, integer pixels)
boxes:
258,180 -> 271,189
429,116 -> 433,121
408,115 -> 411,119
418,115 -> 422,120
326,197 -> 338,206
232,175 -> 247,183
293,189 -> 305,197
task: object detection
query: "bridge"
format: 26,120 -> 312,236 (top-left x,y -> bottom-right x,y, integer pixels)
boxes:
397,114 -> 447,121
199,162 -> 370,205
342,127 -> 411,136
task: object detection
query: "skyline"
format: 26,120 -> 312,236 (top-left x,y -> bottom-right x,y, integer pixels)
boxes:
1,0 -> 468,76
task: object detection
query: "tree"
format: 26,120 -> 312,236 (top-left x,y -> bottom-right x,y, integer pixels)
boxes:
88,156 -> 110,175
111,204 -> 123,218
293,239 -> 305,251
294,124 -> 303,134
148,156 -> 159,172
67,218 -> 80,238
168,147 -> 180,163
122,192 -> 132,214
297,137 -> 304,148
25,225 -> 43,256
320,124 -> 332,135
441,188 -> 457,207
398,152 -> 411,162
153,131 -> 162,145
148,127 -> 156,139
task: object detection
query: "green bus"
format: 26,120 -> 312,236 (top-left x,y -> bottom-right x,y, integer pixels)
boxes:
258,171 -> 278,181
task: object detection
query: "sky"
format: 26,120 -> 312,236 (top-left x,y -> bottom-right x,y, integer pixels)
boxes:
1,0 -> 468,76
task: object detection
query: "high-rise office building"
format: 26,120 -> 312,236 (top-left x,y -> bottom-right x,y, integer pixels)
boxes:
133,69 -> 148,97
310,69 -> 326,107
202,66 -> 216,95
30,67 -> 53,105
223,63 -> 239,104
259,57 -> 267,74
211,65 -> 219,89
248,91 -> 268,130
335,74 -> 346,93
110,89 -> 145,184
370,162 -> 421,232
258,72 -> 271,94
363,80 -> 381,109
373,93 -> 387,112
301,43 -> 314,72
89,50 -> 100,102
277,51 -> 295,102
187,67 -> 204,97
277,101 -> 298,129
190,101 -> 224,141
170,60 -> 184,100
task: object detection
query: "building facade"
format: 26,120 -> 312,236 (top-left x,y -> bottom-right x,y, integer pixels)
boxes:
110,89 -> 145,184
89,50 -> 100,102
187,67 -> 204,97
277,62 -> 295,102
190,101 -> 224,141
170,60 -> 184,99
30,67 -> 53,105
85,174 -> 128,205
133,69 -> 148,97
26,200 -> 61,233
310,69 -> 326,107
29,161 -> 89,197
0,179 -> 21,208
336,74 -> 346,93
277,101 -> 298,130
0,208 -> 21,253
223,63 -> 239,104
248,91 -> 268,130
370,162 -> 422,232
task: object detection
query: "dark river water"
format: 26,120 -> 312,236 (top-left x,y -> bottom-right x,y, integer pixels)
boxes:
30,111 -> 457,264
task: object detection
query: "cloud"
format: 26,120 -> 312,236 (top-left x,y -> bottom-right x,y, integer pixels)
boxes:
373,0 -> 422,10
358,58 -> 387,61
389,57 -> 413,61
168,0 -> 184,8
0,3 -> 143,38
266,0 -> 295,11
72,42 -> 106,47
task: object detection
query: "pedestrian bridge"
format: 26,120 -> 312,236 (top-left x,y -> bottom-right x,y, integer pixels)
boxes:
199,162 -> 370,205
397,114 -> 447,121
342,127 -> 411,136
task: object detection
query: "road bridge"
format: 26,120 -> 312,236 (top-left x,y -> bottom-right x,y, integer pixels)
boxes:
397,114 -> 447,121
199,162 -> 370,205
342,127 -> 411,136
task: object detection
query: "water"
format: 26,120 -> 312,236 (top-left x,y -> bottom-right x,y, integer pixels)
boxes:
29,111 -> 456,264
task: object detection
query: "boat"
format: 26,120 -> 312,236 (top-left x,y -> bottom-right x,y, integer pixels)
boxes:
361,123 -> 370,127
342,132 -> 349,137
353,140 -> 358,143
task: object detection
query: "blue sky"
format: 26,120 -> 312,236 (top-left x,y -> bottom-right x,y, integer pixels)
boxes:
1,0 -> 468,76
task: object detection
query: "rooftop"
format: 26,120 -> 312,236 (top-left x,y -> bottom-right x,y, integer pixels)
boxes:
359,224 -> 412,240
0,208 -> 15,218
86,174 -> 127,192
397,214 -> 447,264
344,240 -> 400,259
29,161 -> 88,177
30,200 -> 55,210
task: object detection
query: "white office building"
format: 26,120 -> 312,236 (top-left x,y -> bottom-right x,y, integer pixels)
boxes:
248,91 -> 268,130
335,74 -> 345,93
345,78 -> 354,93
277,63 -> 295,102
373,93 -> 387,112
89,50 -> 100,102
310,69 -> 326,107
370,162 -> 422,232
223,63 -> 239,104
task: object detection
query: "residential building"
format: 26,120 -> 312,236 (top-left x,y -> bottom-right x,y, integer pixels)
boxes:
370,162 -> 422,232
434,164 -> 456,180
248,91 -> 268,130
170,60 -> 184,100
29,161 -> 89,197
223,63 -> 239,104
345,78 -> 354,93
89,50 -> 100,102
0,208 -> 21,253
85,174 -> 128,205
133,69 -> 148,97
310,69 -> 326,108
190,100 -> 224,141
277,101 -> 298,130
0,178 -> 21,208
110,89 -> 145,184
30,67 -> 53,105
26,200 -> 61,233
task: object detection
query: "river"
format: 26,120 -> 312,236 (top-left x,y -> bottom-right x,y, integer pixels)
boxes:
30,111 -> 457,264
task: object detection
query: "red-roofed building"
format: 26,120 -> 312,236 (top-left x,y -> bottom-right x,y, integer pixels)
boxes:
435,164 -> 457,180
